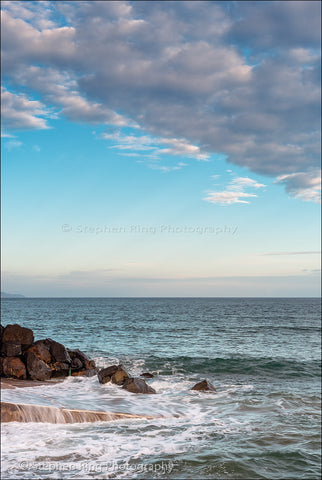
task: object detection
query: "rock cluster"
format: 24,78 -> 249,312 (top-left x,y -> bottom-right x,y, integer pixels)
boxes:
0,323 -> 97,381
1,324 -> 217,395
97,365 -> 156,394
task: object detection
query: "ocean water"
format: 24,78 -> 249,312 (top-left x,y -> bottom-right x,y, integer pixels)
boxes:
1,297 -> 321,479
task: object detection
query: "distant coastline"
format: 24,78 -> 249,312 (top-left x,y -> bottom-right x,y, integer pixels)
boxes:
1,292 -> 25,298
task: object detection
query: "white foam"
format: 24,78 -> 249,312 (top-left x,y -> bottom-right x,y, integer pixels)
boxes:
2,371 -> 262,479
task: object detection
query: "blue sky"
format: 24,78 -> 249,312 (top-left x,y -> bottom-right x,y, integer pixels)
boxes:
1,0 -> 321,297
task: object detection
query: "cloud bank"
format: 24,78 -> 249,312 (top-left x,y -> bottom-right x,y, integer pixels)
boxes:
1,0 -> 321,201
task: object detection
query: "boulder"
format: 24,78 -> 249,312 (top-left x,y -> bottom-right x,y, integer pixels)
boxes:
97,365 -> 119,384
98,365 -> 128,385
71,357 -> 83,370
1,342 -> 22,357
68,348 -> 96,370
191,379 -> 216,392
26,341 -> 51,364
51,362 -> 70,377
26,351 -> 52,381
111,368 -> 129,385
140,372 -> 154,378
46,339 -> 71,364
122,378 -> 156,394
2,357 -> 27,380
2,324 -> 34,349
0,324 -> 4,343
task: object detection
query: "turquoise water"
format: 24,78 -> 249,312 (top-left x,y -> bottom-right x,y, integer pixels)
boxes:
1,298 -> 321,479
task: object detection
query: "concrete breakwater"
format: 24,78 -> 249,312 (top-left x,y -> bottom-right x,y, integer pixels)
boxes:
1,401 -> 158,423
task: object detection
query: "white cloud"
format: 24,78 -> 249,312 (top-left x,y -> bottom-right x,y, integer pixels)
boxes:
204,176 -> 266,205
1,87 -> 51,130
204,190 -> 257,205
229,177 -> 266,190
274,170 -> 321,203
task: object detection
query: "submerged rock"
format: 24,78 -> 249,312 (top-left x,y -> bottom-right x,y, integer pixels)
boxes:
2,357 -> 27,380
140,372 -> 154,378
191,379 -> 216,392
2,324 -> 34,349
122,377 -> 156,394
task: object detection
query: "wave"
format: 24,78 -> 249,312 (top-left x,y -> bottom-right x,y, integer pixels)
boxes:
140,355 -> 321,379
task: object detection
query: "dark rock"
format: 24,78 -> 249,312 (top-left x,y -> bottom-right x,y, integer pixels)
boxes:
0,324 -> 4,343
98,365 -> 128,385
2,357 -> 27,380
122,378 -> 156,394
2,324 -> 34,349
26,341 -> 51,364
47,339 -> 71,364
1,342 -> 22,357
111,367 -> 129,385
85,359 -> 96,370
71,369 -> 97,377
51,362 -> 70,377
26,351 -> 52,381
71,357 -> 83,370
68,348 -> 95,369
191,379 -> 216,392
97,365 -> 119,384
71,370 -> 86,376
140,372 -> 154,378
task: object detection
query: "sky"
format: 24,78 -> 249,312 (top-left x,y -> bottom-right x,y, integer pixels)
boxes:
1,0 -> 321,297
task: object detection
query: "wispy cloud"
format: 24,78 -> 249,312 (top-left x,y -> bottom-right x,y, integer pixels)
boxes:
102,129 -> 208,163
149,162 -> 187,173
4,139 -> 22,150
261,251 -> 321,256
1,131 -> 15,138
204,176 -> 266,205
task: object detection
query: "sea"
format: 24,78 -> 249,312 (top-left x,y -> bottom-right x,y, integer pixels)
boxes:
1,297 -> 321,479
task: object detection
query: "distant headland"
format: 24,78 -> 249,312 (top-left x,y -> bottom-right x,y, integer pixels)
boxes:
1,292 -> 25,298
